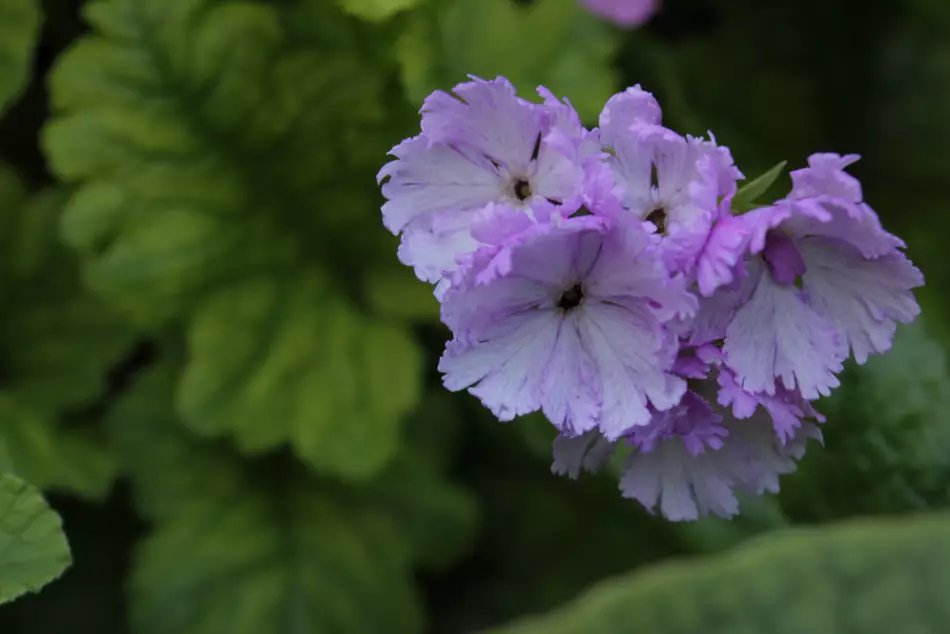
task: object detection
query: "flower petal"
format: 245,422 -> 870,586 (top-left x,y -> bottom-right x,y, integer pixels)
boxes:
580,302 -> 686,438
723,260 -> 843,399
799,235 -> 923,364
438,309 -> 561,421
379,136 -> 503,234
421,76 -> 542,173
619,441 -> 740,521
541,312 -> 602,434
551,430 -> 614,478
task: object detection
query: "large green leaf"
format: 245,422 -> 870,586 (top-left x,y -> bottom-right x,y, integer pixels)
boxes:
0,166 -> 131,499
109,361 -> 476,634
0,474 -> 72,604
487,514 -> 950,634
395,0 -> 619,122
43,0 -> 423,480
0,0 -> 41,112
0,185 -> 134,411
176,270 -> 420,479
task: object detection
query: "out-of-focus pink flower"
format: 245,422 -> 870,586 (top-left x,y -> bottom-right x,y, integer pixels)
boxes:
580,0 -> 659,27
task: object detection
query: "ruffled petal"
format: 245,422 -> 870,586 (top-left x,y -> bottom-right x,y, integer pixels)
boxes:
420,76 -> 542,173
687,261 -> 755,345
540,312 -> 602,434
762,154 -> 903,259
799,235 -> 923,364
379,136 -> 503,234
695,215 -> 751,297
619,439 -> 740,521
628,391 -> 728,455
551,430 -> 614,478
438,309 -> 561,421
585,217 -> 698,323
579,302 -> 687,438
723,260 -> 844,399
598,86 -> 662,211
717,369 -> 822,445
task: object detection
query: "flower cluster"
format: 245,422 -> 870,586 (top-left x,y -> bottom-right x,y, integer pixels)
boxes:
378,76 -> 923,521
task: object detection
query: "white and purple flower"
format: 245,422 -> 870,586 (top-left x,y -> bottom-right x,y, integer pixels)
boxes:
694,153 -> 923,399
377,77 -> 923,522
594,86 -> 744,279
378,76 -> 592,292
439,212 -> 695,439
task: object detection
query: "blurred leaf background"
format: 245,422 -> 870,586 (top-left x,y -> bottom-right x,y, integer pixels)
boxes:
1,0 -> 949,632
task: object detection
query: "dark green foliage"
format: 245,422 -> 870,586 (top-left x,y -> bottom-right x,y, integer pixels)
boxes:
488,514 -> 950,634
0,0 -> 949,631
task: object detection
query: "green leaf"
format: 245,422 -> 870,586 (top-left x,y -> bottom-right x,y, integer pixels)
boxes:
0,434 -> 11,473
0,0 -> 41,113
781,321 -> 950,520
0,394 -> 117,500
0,166 -> 132,499
364,264 -> 439,322
487,514 -> 950,634
0,474 -> 72,604
395,0 -> 619,121
176,271 -> 420,480
732,160 -> 787,213
43,0 -> 423,480
339,0 -> 420,22
108,362 -> 474,634
0,185 -> 136,411
364,458 -> 477,572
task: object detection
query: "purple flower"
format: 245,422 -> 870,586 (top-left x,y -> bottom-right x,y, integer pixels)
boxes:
551,340 -> 824,521
377,77 -> 926,523
552,389 -> 821,521
595,87 -> 743,277
694,153 -> 923,399
378,77 -> 589,290
580,0 -> 659,27
438,213 -> 696,438
717,368 -> 825,445
552,430 -> 615,479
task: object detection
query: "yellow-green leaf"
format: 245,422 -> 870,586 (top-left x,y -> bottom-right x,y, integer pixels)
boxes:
396,0 -> 619,122
43,0 -> 424,481
177,271 -> 420,480
339,0 -> 420,22
108,363 -> 474,634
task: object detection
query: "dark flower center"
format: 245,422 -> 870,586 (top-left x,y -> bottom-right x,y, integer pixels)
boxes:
558,283 -> 584,311
762,230 -> 806,287
646,207 -> 667,234
513,178 -> 532,201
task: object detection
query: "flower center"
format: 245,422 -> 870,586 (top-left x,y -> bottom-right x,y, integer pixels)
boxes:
513,178 -> 532,201
646,207 -> 667,234
557,283 -> 584,311
762,230 -> 806,286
